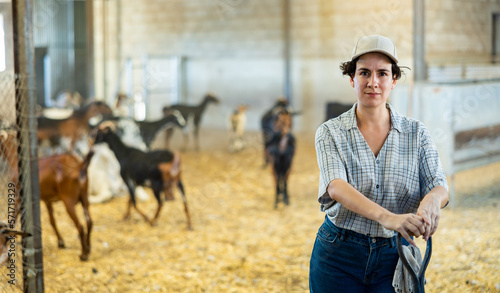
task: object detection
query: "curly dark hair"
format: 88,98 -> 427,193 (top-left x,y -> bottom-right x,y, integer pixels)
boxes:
339,56 -> 407,80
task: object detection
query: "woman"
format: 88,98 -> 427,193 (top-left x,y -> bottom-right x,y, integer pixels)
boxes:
309,35 -> 449,292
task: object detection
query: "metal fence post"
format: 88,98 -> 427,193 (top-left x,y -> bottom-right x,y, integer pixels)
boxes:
11,0 -> 44,292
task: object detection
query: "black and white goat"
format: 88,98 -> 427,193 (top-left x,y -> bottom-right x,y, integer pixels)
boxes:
163,93 -> 220,150
87,110 -> 185,204
135,110 -> 186,149
93,124 -> 192,229
261,98 -> 299,167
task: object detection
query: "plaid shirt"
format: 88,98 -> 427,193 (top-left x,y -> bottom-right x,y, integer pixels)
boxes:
315,103 -> 448,238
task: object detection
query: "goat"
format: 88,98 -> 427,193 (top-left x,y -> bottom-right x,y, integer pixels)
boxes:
265,110 -> 295,209
261,98 -> 299,167
112,93 -> 130,117
38,151 -> 94,261
94,109 -> 186,150
53,91 -> 83,109
93,125 -> 192,229
87,119 -> 148,204
0,221 -> 30,267
87,115 -> 170,204
135,110 -> 186,149
163,93 -> 220,150
37,101 -> 112,152
87,143 -> 130,204
86,132 -> 150,204
228,105 -> 247,152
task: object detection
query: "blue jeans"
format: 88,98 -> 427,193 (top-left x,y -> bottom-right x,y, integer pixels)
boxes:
309,216 -> 409,293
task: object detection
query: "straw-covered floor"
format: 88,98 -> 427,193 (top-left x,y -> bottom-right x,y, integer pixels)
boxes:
25,130 -> 500,292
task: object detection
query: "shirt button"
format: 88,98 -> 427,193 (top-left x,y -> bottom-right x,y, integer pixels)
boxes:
376,184 -> 379,188
372,238 -> 376,243
376,160 -> 379,164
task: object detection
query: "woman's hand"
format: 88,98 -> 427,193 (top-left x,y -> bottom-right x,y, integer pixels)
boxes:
379,213 -> 425,246
417,186 -> 449,241
417,193 -> 441,241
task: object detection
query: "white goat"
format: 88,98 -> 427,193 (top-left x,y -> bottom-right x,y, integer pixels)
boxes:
228,105 -> 247,152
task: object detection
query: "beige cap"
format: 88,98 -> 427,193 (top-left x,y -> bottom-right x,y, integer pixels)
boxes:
351,35 -> 398,63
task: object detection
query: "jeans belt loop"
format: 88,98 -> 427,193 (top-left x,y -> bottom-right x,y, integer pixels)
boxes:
389,235 -> 396,248
338,226 -> 346,241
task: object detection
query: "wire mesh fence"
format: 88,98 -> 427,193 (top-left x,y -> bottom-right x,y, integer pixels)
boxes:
0,74 -> 44,293
1,0 -> 44,291
0,73 -> 25,292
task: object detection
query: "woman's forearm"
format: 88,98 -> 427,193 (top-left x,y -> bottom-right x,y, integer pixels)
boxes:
327,178 -> 392,224
423,185 -> 449,208
327,178 -> 426,245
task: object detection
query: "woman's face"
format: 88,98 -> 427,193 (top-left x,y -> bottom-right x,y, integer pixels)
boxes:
350,52 -> 396,109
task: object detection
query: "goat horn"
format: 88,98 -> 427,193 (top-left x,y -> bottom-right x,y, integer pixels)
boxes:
98,121 -> 116,132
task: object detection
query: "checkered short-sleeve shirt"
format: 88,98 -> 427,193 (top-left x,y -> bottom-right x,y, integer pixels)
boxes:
315,103 -> 448,238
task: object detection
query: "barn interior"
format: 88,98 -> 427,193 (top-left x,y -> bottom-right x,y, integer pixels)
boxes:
0,0 -> 500,292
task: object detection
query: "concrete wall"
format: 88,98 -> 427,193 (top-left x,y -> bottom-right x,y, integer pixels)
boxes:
427,0 -> 500,64
93,0 -> 500,132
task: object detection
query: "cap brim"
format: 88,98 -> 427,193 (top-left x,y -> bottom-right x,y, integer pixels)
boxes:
351,49 -> 398,64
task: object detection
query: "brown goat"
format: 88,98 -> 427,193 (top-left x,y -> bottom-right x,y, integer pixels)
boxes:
265,110 -> 295,208
39,151 -> 94,261
37,101 -> 112,151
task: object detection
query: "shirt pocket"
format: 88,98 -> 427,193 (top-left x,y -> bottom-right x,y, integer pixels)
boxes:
391,163 -> 420,212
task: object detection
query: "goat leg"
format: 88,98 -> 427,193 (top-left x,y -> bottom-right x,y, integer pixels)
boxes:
45,201 -> 65,248
123,198 -> 133,221
62,199 -> 89,261
123,197 -> 151,224
82,203 -> 92,254
284,180 -> 289,206
194,124 -> 200,151
273,169 -> 279,209
275,181 -> 280,209
123,180 -> 150,223
131,202 -> 152,224
182,131 -> 189,151
150,201 -> 163,227
177,181 -> 192,230
165,128 -> 174,149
